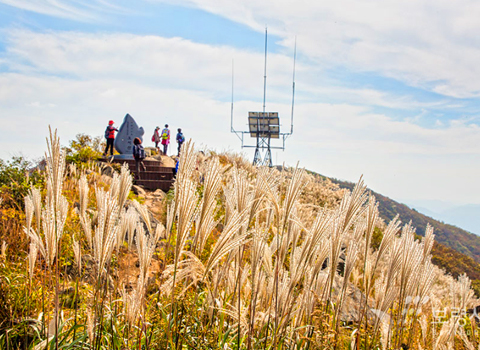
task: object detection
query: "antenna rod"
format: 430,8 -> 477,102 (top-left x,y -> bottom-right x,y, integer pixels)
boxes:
263,27 -> 267,114
290,36 -> 296,134
231,59 -> 234,132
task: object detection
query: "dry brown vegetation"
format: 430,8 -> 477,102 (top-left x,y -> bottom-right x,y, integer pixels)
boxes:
0,129 -> 479,349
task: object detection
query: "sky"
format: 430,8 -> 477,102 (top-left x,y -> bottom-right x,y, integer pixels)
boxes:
1,0 -> 480,208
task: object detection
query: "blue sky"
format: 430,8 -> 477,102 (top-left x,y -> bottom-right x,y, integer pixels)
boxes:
1,0 -> 480,209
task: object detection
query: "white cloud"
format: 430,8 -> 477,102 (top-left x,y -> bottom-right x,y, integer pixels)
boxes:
151,0 -> 480,98
6,1 -> 480,97
1,29 -> 480,204
0,0 -> 127,21
4,30 -> 297,103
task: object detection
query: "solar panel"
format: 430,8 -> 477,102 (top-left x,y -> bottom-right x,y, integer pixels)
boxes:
248,112 -> 280,138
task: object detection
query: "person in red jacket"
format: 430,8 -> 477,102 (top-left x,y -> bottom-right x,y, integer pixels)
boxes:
103,120 -> 118,156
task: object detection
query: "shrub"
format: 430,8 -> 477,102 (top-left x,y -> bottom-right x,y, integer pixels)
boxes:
65,133 -> 103,165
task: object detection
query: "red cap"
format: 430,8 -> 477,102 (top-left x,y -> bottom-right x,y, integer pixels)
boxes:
109,120 -> 114,125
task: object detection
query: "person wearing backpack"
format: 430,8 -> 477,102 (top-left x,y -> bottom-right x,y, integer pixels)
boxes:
103,120 -> 118,156
161,124 -> 170,155
133,137 -> 147,179
152,126 -> 161,153
176,128 -> 185,155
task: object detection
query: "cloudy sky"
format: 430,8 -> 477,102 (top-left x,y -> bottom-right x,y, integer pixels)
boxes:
1,0 -> 480,208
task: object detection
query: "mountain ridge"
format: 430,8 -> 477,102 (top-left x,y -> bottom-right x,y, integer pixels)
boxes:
327,176 -> 480,262
300,169 -> 480,295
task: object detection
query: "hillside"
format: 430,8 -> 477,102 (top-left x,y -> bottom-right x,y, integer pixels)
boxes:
329,177 -> 480,263
316,175 -> 480,295
1,135 -> 479,349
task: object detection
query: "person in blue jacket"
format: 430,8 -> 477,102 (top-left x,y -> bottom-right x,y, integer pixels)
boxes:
176,128 -> 185,155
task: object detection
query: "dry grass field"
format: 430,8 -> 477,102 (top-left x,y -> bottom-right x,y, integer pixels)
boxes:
0,129 -> 478,349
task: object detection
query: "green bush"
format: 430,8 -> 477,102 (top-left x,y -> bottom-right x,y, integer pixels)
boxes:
0,157 -> 44,210
65,133 -> 103,165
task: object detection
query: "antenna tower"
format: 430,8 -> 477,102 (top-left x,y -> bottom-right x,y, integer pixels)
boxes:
231,29 -> 297,167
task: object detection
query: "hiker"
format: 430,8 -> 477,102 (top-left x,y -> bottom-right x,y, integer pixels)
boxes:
133,137 -> 147,179
103,120 -> 118,156
173,157 -> 179,177
161,124 -> 170,155
176,128 -> 185,155
152,126 -> 161,153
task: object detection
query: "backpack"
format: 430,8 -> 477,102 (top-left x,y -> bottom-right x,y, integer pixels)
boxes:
134,144 -> 146,159
161,129 -> 169,140
105,126 -> 115,139
177,133 -> 185,143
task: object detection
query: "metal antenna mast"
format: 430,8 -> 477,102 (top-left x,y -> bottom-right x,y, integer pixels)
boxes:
263,28 -> 268,114
290,37 -> 296,134
253,28 -> 271,166
230,31 -> 297,168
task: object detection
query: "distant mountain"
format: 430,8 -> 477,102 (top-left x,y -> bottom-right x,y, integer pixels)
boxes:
405,199 -> 457,214
326,177 -> 480,262
317,175 -> 480,294
404,199 -> 480,236
440,204 -> 480,235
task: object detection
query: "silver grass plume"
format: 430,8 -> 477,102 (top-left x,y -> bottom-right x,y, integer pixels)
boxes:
68,163 -> 77,178
454,274 -> 474,312
125,206 -> 138,250
28,242 -> 38,281
375,215 -> 401,268
79,214 -> 93,250
173,176 -> 198,275
338,176 -> 368,232
78,175 -> 89,217
135,223 -> 160,282
192,157 -> 222,255
30,187 -> 42,232
26,227 -> 46,266
422,224 -> 435,262
41,195 -> 68,267
162,251 -> 206,296
291,207 -> 331,284
1,241 -> 7,259
109,163 -> 132,210
336,240 -> 359,320
173,140 -> 196,215
93,188 -> 119,277
28,128 -> 69,269
281,165 -> 307,233
203,209 -> 249,278
132,200 -> 153,235
25,193 -> 34,236
122,276 -> 146,325
72,237 -> 82,275
45,127 -> 66,208
361,196 -> 378,293
397,224 -> 424,311
86,309 -> 94,343
249,166 -> 278,223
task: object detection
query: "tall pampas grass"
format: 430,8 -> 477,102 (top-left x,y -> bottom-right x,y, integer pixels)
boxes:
78,175 -> 89,217
93,188 -> 119,277
192,157 -> 222,255
13,130 -> 480,349
109,164 -> 132,210
28,242 -> 38,282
